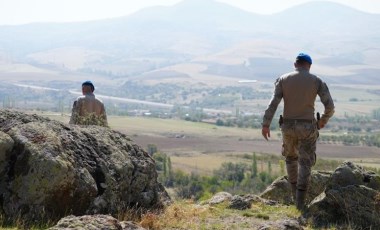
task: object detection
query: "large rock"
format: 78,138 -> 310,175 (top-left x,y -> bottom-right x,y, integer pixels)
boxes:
49,215 -> 123,230
326,161 -> 380,191
0,131 -> 14,182
260,171 -> 332,205
306,161 -> 380,228
258,219 -> 303,230
205,192 -> 233,205
49,214 -> 146,230
204,192 -> 277,210
0,110 -> 170,224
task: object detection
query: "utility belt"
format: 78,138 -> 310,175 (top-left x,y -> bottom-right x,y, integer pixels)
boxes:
279,112 -> 321,129
283,118 -> 316,124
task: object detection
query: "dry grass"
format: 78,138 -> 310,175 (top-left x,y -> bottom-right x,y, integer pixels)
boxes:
133,200 -> 319,230
134,199 -> 368,230
170,154 -> 250,174
109,116 -> 263,139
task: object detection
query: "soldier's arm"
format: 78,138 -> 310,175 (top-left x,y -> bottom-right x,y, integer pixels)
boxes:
262,78 -> 283,127
317,80 -> 335,126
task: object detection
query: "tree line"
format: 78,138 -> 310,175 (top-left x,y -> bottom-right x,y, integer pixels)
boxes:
153,152 -> 280,200
150,148 -> 380,201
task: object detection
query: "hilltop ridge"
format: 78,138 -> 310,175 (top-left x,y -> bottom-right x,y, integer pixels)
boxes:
0,0 -> 379,85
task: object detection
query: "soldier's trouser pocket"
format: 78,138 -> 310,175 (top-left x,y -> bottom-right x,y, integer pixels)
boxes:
297,123 -> 318,167
281,123 -> 298,160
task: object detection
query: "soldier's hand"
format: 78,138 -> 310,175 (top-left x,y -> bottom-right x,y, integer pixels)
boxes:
262,126 -> 270,141
318,120 -> 325,129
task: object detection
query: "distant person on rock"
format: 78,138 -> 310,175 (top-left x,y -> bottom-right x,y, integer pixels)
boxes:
69,81 -> 108,127
261,53 -> 335,210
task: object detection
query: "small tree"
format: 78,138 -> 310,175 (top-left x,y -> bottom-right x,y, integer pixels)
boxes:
267,161 -> 272,175
147,144 -> 158,155
251,152 -> 258,178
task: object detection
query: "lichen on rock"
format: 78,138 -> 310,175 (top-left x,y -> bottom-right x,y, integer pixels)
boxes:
0,110 -> 170,224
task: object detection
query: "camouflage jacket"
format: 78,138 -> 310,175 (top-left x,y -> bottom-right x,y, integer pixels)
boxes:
69,93 -> 108,127
262,68 -> 335,127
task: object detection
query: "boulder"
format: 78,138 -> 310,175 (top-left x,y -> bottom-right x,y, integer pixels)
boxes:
49,215 -> 123,230
205,192 -> 277,210
49,214 -> 146,230
306,161 -> 380,228
0,110 -> 170,224
260,171 -> 332,205
228,195 -> 253,210
0,131 -> 14,181
228,194 -> 277,210
120,221 -> 147,230
206,192 -> 233,205
326,161 -> 380,191
258,219 -> 303,230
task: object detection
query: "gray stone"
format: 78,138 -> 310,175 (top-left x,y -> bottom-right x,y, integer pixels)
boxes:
305,161 -> 380,229
0,110 -> 170,224
207,191 -> 233,205
227,194 -> 276,210
0,131 -> 13,161
228,195 -> 252,210
50,215 -> 147,230
260,171 -> 331,205
49,214 -> 122,230
0,131 -> 14,185
327,161 -> 380,190
120,221 -> 147,230
257,219 -> 303,230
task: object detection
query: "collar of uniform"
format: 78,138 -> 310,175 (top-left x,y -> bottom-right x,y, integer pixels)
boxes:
295,67 -> 310,72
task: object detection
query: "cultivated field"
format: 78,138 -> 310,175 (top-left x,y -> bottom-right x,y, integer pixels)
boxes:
46,114 -> 380,174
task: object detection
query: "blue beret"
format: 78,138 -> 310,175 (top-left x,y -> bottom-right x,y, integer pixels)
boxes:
82,80 -> 95,91
296,53 -> 312,64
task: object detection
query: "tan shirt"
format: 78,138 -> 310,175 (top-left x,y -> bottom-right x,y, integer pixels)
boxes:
263,68 -> 335,127
69,93 -> 108,126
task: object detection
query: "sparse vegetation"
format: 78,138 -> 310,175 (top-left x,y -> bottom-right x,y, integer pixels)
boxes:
132,201 -> 301,230
153,151 -> 349,201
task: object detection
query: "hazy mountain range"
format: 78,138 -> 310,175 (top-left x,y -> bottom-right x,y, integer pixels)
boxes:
0,0 -> 379,86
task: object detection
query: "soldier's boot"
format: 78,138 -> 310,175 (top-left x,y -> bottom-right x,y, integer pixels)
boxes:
296,189 -> 307,211
286,160 -> 298,203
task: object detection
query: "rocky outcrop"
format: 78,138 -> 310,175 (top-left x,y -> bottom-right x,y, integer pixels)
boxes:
258,219 -> 303,230
306,161 -> 380,229
0,110 -> 170,224
206,192 -> 233,205
205,192 -> 277,210
260,161 -> 380,228
259,171 -> 332,204
49,215 -> 123,230
49,214 -> 146,230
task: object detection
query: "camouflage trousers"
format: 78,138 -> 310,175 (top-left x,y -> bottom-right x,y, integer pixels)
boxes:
281,120 -> 319,191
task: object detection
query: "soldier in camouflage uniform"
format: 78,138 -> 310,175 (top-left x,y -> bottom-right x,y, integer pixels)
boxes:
261,53 -> 335,210
69,81 -> 108,127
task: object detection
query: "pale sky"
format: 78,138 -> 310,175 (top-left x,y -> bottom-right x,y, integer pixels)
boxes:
0,0 -> 379,25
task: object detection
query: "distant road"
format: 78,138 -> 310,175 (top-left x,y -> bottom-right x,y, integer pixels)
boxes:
14,83 -> 232,114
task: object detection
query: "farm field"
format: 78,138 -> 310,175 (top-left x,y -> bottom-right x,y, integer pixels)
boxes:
44,114 -> 380,174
